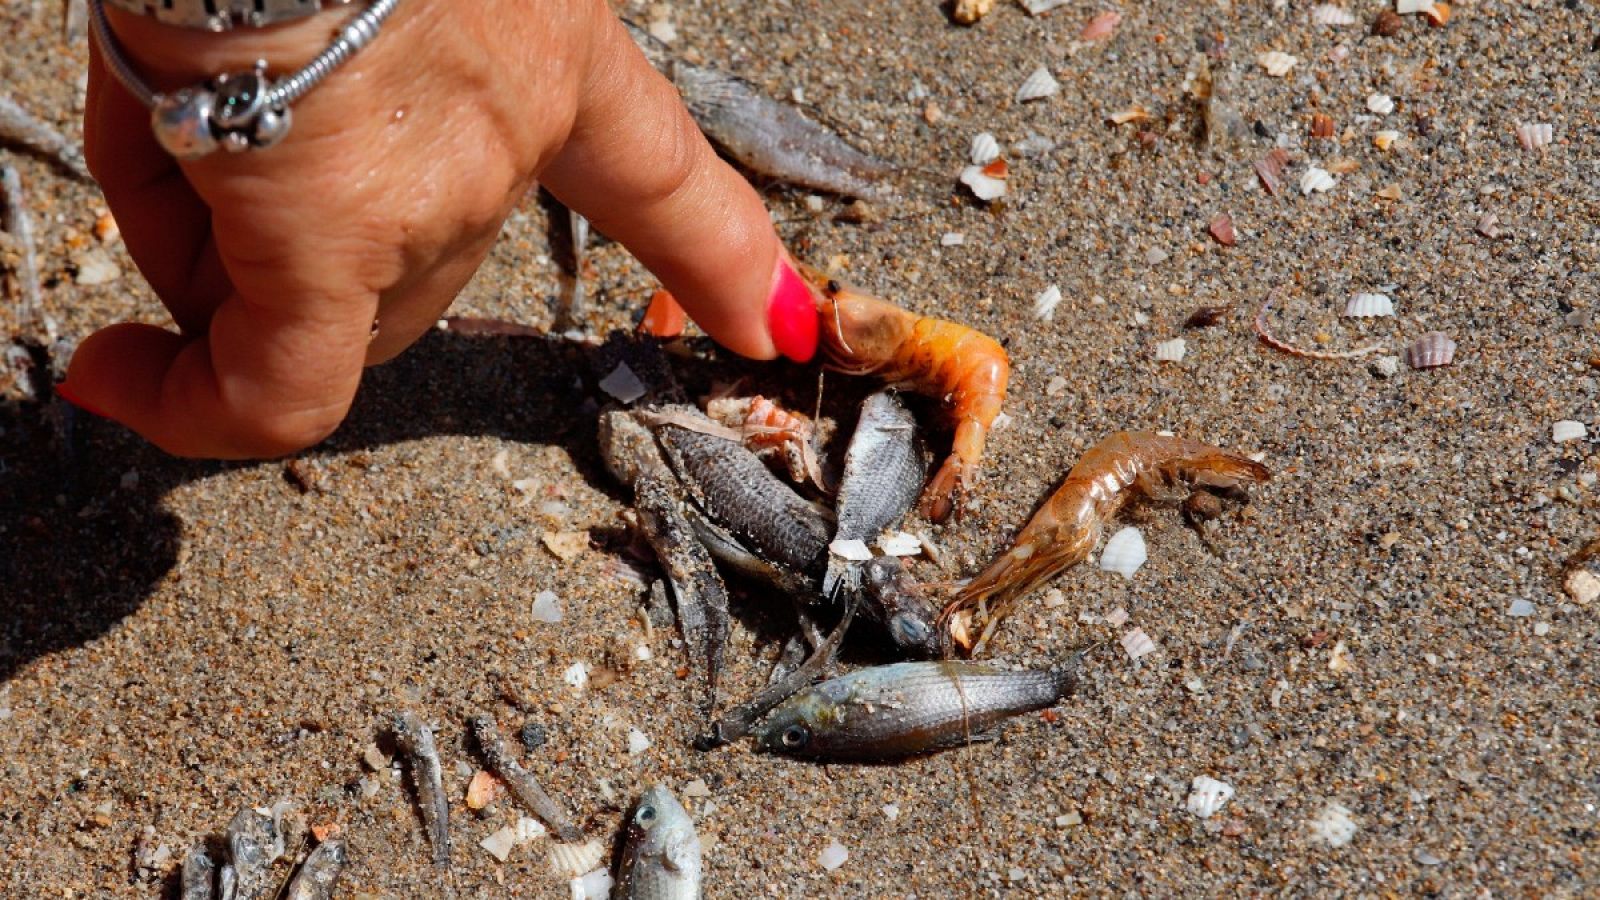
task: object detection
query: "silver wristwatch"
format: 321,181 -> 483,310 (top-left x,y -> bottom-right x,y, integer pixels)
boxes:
100,0 -> 355,31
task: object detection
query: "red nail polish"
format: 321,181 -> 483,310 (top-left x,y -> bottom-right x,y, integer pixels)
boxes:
766,257 -> 819,363
55,383 -> 109,418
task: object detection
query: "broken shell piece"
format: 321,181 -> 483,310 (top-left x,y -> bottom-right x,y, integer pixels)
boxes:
548,840 -> 605,879
829,539 -> 873,562
1033,284 -> 1062,321
1373,130 -> 1401,151
1121,628 -> 1158,660
1474,212 -> 1502,239
1395,0 -> 1431,13
817,839 -> 850,871
1551,420 -> 1588,443
1309,113 -> 1335,139
1186,776 -> 1236,819
878,532 -> 922,557
1366,93 -> 1394,115
1566,569 -> 1600,606
1405,331 -> 1456,369
1311,4 -> 1356,25
1154,338 -> 1187,364
1373,355 -> 1400,378
1516,122 -> 1554,151
1310,802 -> 1358,847
1099,526 -> 1147,578
1343,293 -> 1394,317
1079,11 -> 1121,42
1016,66 -> 1060,103
480,826 -> 518,862
1422,2 -> 1451,26
466,772 -> 500,810
969,132 -> 1001,165
1255,148 -> 1290,195
1208,213 -> 1237,246
1022,0 -> 1071,13
1325,157 -> 1360,175
1257,51 -> 1297,78
1300,167 -> 1336,195
531,590 -> 563,624
1328,640 -> 1355,673
951,0 -> 993,24
959,164 -> 1007,201
1108,106 -> 1153,125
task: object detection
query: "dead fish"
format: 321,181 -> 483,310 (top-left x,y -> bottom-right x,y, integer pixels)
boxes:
281,840 -> 346,900
393,713 -> 451,867
179,846 -> 216,900
860,555 -> 942,657
823,390 -> 926,599
755,660 -> 1076,760
0,93 -> 90,180
634,475 -> 732,715
2,165 -> 45,339
626,22 -> 895,199
468,715 -> 586,843
615,785 -> 703,900
218,807 -> 285,900
657,424 -> 832,579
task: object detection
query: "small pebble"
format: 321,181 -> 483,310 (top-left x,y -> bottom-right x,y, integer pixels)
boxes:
73,249 -> 121,286
1507,598 -> 1535,617
626,728 -> 651,755
519,721 -> 548,752
882,803 -> 900,821
817,839 -> 849,871
682,778 -> 711,799
1310,802 -> 1359,847
1565,570 -> 1599,605
531,590 -> 564,624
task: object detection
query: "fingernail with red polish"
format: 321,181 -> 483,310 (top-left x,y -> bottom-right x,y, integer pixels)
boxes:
766,256 -> 818,363
56,383 -> 108,418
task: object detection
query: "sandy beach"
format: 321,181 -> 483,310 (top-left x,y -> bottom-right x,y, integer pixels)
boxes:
3,0 -> 1598,896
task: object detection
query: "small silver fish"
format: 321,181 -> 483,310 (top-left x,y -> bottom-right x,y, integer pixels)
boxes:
179,846 -> 216,900
281,839 -> 346,900
756,661 -> 1076,760
218,807 -> 284,900
615,785 -> 703,900
823,390 -> 926,599
393,713 -> 451,868
626,22 -> 895,199
0,93 -> 90,180
468,715 -> 586,843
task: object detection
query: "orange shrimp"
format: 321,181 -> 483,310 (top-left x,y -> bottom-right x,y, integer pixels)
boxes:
705,394 -> 829,491
798,266 -> 1010,523
943,431 -> 1270,655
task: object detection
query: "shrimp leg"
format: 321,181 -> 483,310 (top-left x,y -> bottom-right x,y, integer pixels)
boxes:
945,432 -> 1270,654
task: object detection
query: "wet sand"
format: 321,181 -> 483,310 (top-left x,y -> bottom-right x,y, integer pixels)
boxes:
3,0 -> 1598,896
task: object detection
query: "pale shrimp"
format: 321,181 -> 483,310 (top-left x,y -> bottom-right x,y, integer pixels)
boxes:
799,266 -> 1010,523
705,394 -> 829,491
943,431 -> 1270,654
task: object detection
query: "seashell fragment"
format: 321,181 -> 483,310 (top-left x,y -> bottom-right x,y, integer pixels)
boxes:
817,839 -> 849,871
1404,331 -> 1456,369
1325,158 -> 1359,175
548,840 -> 605,879
1108,106 -> 1152,125
1022,0 -> 1072,14
959,165 -> 1007,201
598,362 -> 647,404
829,539 -> 873,562
1395,0 -> 1431,13
969,132 -> 1001,165
1373,130 -> 1401,151
1310,802 -> 1359,847
1016,66 -> 1060,103
1080,11 -> 1122,42
1474,212 -> 1502,239
1033,284 -> 1062,321
940,232 -> 965,246
466,771 -> 500,810
1551,420 -> 1588,443
1422,2 -> 1451,26
1566,569 -> 1600,606
1366,93 -> 1395,115
1120,627 -> 1158,660
1299,167 -> 1336,195
1099,526 -> 1147,578
878,532 -> 922,557
1257,51 -> 1297,78
1311,4 -> 1356,25
1154,338 -> 1187,363
480,826 -> 518,862
1516,122 -> 1553,151
1310,113 -> 1335,138
951,0 -> 994,25
1373,182 -> 1401,199
1255,148 -> 1290,195
1372,355 -> 1400,378
1186,777 -> 1235,819
1208,213 -> 1237,246
1343,293 -> 1394,318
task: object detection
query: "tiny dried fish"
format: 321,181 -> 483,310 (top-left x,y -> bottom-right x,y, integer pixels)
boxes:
1,166 -> 45,339
179,846 -> 216,900
616,786 -> 703,900
218,807 -> 285,900
0,93 -> 90,179
628,23 -> 894,199
393,713 -> 451,868
1254,290 -> 1386,360
281,840 -> 347,900
756,660 -> 1077,760
469,716 -> 585,843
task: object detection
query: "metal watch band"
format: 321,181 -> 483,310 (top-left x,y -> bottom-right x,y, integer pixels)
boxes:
100,0 -> 355,31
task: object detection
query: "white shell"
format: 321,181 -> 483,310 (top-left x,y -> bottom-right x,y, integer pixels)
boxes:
969,132 -> 1001,165
1516,122 -> 1554,151
1311,4 -> 1356,25
626,728 -> 651,754
1405,331 -> 1456,369
531,590 -> 564,623
570,869 -> 614,900
480,826 -> 518,862
1372,355 -> 1400,378
959,165 -> 1007,201
562,661 -> 589,691
1257,51 -> 1298,78
829,539 -> 873,562
1154,338 -> 1187,363
1366,93 -> 1395,115
598,362 -> 647,404
515,817 -> 547,844
548,840 -> 605,878
1186,776 -> 1235,819
1033,284 -> 1062,321
1016,66 -> 1060,103
1021,0 -> 1070,13
1099,526 -> 1147,578
1105,607 -> 1129,627
1552,420 -> 1588,443
1300,167 -> 1336,195
940,232 -> 965,246
877,532 -> 922,556
1343,293 -> 1394,317
1373,130 -> 1401,150
1120,627 -> 1158,660
1566,569 -> 1600,605
1507,598 -> 1535,617
1310,803 -> 1359,847
1395,0 -> 1432,12
817,839 -> 849,871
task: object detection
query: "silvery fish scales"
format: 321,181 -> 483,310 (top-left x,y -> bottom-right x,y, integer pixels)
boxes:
616,786 -> 703,900
824,391 -> 926,598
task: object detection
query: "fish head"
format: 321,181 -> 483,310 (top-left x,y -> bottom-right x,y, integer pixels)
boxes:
863,556 -> 942,656
754,687 -> 847,757
623,785 -> 697,868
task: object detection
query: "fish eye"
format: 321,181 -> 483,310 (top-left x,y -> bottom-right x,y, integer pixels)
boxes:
780,724 -> 810,749
890,614 -> 931,648
635,804 -> 657,825
825,279 -> 841,295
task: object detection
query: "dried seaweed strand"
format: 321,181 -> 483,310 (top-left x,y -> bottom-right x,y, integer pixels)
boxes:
1253,290 -> 1385,361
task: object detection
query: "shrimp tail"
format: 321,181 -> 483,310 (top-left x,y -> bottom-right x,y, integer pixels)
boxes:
920,456 -> 966,523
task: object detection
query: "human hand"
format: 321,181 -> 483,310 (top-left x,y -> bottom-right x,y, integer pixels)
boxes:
62,0 -> 819,458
